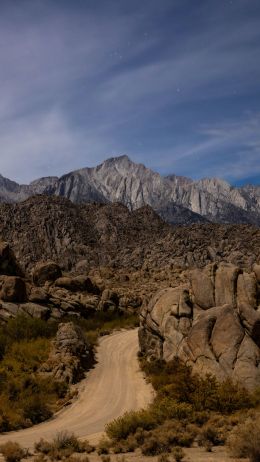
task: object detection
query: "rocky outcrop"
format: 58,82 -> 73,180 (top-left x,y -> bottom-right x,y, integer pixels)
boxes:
40,322 -> 91,384
0,196 -> 259,273
139,262 -> 260,390
0,242 -> 22,276
33,261 -> 62,286
0,156 -> 260,225
0,242 -> 142,323
0,276 -> 27,302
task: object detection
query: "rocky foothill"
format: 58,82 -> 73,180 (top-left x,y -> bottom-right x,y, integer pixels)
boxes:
0,195 -> 259,274
139,262 -> 260,390
0,243 -> 146,323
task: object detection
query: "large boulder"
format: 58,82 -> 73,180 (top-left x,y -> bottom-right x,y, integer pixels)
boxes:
0,276 -> 27,302
0,242 -> 22,276
139,262 -> 260,390
33,261 -> 62,286
40,322 -> 91,384
54,275 -> 100,294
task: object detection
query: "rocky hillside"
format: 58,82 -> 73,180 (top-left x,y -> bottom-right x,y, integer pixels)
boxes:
0,156 -> 259,225
0,195 -> 259,273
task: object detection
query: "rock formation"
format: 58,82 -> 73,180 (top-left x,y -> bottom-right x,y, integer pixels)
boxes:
0,240 -> 144,323
0,156 -> 259,225
0,196 -> 259,274
40,322 -> 91,384
139,262 -> 260,390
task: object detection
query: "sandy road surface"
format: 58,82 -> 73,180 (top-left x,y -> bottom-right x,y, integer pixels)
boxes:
0,329 -> 154,449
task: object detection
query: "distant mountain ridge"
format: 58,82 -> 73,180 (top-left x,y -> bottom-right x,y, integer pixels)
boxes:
0,155 -> 259,225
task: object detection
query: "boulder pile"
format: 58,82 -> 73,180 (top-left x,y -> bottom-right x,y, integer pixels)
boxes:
0,242 -> 141,323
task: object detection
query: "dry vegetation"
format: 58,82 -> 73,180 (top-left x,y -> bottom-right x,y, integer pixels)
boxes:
0,316 -> 66,431
105,358 -> 260,458
0,312 -> 138,432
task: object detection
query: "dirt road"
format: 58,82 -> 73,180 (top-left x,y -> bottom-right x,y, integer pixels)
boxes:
0,329 -> 154,449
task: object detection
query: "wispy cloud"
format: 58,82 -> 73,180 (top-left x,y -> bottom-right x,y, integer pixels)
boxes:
0,0 -> 259,184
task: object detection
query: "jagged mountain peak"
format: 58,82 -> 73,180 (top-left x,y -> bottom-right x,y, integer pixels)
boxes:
0,155 -> 259,225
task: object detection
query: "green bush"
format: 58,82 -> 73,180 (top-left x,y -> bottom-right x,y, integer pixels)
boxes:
0,315 -> 57,344
106,357 -> 256,452
142,358 -> 253,414
23,397 -> 52,424
151,397 -> 193,422
106,410 -> 156,441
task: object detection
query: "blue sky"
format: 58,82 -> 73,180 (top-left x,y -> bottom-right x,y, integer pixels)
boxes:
0,0 -> 259,185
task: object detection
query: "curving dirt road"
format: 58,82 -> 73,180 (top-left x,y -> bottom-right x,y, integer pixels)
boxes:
0,329 -> 154,449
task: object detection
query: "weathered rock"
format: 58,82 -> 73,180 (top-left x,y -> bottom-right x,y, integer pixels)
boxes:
237,272 -> 257,307
215,262 -> 240,306
98,289 -> 119,311
139,261 -> 260,390
55,275 -> 99,294
40,322 -> 91,384
190,264 -> 216,309
33,261 -> 62,286
28,286 -> 49,303
21,302 -> 50,320
0,276 -> 27,302
253,264 -> 260,283
0,241 -> 22,276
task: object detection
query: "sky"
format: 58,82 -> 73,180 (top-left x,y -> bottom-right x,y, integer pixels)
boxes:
0,0 -> 259,185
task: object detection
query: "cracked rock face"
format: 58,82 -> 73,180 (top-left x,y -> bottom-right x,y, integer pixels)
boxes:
139,262 -> 260,390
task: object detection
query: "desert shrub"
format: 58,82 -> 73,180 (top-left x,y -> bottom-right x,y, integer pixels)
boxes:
23,397 -> 52,424
172,446 -> 185,462
151,397 -> 193,422
106,409 -> 156,441
198,413 -> 237,448
141,435 -> 171,456
0,337 -> 69,431
140,357 -> 253,414
66,457 -> 90,462
52,431 -> 84,452
227,416 -> 260,462
100,456 -> 111,462
0,442 -> 26,462
33,455 -> 46,462
133,427 -> 147,445
97,437 -> 112,455
35,432 -> 88,461
112,435 -> 137,454
140,421 -> 194,456
35,438 -> 53,454
1,315 -> 57,344
153,421 -> 194,448
158,455 -> 171,462
115,457 -> 126,462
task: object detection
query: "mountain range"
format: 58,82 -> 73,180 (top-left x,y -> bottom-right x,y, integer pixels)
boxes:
0,155 -> 259,225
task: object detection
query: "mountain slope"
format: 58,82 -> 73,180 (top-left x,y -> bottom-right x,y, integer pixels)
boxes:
0,155 -> 259,225
0,195 -> 259,272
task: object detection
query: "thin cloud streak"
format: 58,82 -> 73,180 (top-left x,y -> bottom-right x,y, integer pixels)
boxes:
0,0 -> 259,184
